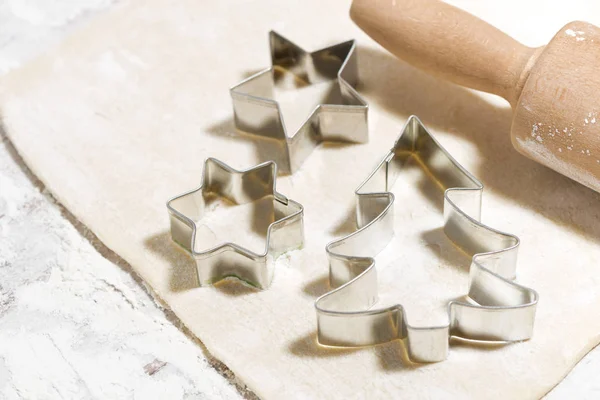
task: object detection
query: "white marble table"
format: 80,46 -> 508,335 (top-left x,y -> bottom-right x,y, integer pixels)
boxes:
0,1 -> 597,398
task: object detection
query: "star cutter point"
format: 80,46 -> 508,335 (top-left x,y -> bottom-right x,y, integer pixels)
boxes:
315,116 -> 538,363
230,31 -> 369,174
167,158 -> 304,289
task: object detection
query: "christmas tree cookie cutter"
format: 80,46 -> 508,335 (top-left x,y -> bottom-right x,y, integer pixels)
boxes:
315,116 -> 538,363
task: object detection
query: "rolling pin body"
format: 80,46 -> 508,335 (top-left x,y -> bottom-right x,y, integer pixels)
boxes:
351,0 -> 600,192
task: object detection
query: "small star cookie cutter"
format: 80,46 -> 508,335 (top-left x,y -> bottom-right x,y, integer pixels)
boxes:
315,116 -> 539,363
230,31 -> 368,174
167,158 -> 304,289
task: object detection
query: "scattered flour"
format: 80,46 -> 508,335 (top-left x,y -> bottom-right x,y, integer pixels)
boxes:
516,137 -> 600,190
584,112 -> 598,126
566,29 -> 586,41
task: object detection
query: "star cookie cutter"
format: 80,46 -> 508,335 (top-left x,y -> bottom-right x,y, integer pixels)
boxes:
167,158 -> 304,289
315,116 -> 538,363
230,31 -> 368,174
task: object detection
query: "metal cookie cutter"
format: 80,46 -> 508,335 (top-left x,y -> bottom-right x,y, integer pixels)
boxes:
167,158 -> 304,289
230,31 -> 368,174
315,116 -> 538,363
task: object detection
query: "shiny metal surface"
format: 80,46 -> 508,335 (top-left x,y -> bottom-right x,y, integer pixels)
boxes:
166,158 -> 304,289
315,116 -> 538,363
230,31 -> 368,174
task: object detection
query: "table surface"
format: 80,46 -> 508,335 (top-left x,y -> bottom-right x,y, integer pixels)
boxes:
0,1 -> 597,398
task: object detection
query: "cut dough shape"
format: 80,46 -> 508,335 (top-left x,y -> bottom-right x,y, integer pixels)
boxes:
2,0 -> 600,398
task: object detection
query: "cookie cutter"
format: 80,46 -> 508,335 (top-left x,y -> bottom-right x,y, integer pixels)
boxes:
166,158 -> 304,289
230,31 -> 368,174
315,116 -> 538,363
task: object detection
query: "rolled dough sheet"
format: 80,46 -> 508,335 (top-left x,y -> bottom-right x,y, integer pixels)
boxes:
2,0 -> 600,398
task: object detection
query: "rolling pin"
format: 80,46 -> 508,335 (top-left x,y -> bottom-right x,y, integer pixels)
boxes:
351,0 -> 600,192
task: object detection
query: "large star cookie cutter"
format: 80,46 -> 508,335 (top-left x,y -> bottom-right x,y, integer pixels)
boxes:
230,31 -> 368,174
315,116 -> 538,363
167,158 -> 304,289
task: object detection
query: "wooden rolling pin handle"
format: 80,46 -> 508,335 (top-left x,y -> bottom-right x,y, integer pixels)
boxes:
350,0 -> 541,107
